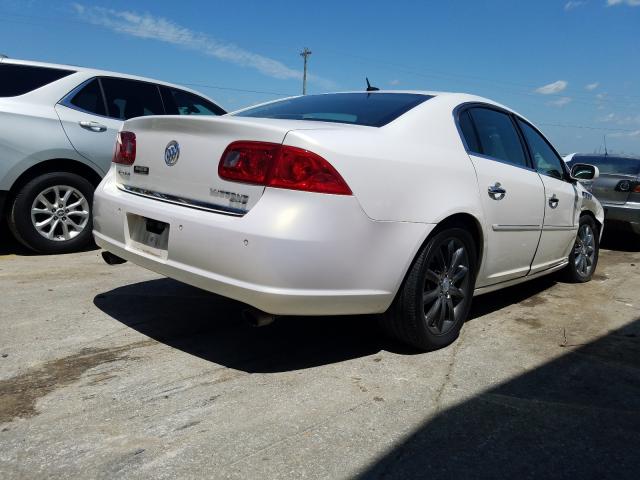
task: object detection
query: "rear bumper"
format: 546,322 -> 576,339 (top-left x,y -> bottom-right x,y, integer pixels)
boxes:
93,174 -> 432,315
604,202 -> 640,228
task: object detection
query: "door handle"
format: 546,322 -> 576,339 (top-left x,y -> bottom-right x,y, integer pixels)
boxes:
488,182 -> 506,201
549,194 -> 559,209
79,121 -> 107,132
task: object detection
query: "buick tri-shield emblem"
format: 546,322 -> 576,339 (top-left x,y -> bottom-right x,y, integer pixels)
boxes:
164,140 -> 180,166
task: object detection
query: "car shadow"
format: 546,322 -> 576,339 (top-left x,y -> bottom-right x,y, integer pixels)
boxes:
93,274 -> 556,373
356,317 -> 640,479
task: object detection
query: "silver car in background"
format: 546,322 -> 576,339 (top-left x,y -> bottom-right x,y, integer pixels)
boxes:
565,153 -> 640,236
0,57 -> 225,253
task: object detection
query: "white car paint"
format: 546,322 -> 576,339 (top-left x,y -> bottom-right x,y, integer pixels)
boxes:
93,91 -> 604,316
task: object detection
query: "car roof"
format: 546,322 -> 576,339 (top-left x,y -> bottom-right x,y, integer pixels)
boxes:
1,57 -> 222,106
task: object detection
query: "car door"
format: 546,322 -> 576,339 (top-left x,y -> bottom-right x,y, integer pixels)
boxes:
55,78 -> 123,174
56,77 -> 165,173
459,106 -> 545,286
516,119 -> 578,273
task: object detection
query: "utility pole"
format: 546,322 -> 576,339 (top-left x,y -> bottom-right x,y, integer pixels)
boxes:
300,47 -> 312,95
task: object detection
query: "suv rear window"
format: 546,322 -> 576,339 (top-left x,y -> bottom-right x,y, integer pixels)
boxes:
0,64 -> 75,97
234,93 -> 433,127
569,156 -> 640,176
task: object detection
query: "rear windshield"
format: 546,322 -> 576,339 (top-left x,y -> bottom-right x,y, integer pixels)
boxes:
234,93 -> 433,127
0,64 -> 75,97
569,156 -> 640,176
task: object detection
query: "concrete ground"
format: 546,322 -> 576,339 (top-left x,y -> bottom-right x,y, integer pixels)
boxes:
0,227 -> 639,479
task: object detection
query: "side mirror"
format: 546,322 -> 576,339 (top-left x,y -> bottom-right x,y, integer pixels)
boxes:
570,163 -> 599,182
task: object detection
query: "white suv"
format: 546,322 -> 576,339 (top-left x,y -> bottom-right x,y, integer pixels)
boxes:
0,58 -> 226,253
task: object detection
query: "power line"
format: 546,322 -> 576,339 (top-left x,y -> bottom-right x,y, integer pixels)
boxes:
537,122 -> 639,132
180,83 -> 293,97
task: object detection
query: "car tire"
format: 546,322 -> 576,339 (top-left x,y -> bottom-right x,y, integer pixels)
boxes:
8,172 -> 95,254
563,215 -> 599,283
380,227 -> 477,351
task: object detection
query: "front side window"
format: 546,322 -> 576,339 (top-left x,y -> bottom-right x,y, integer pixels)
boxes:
68,79 -> 106,116
0,64 -> 74,97
160,87 -> 225,116
467,107 -> 528,167
235,93 -> 433,127
517,119 -> 565,180
100,77 -> 164,120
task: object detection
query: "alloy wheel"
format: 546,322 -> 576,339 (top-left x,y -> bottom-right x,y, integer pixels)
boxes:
574,223 -> 596,277
30,185 -> 90,242
423,238 -> 471,335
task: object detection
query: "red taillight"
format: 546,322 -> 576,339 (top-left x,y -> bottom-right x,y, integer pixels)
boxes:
634,183 -> 640,193
218,141 -> 352,195
218,141 -> 279,184
113,131 -> 136,165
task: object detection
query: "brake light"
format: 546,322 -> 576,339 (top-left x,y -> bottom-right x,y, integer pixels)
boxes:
113,131 -> 136,165
634,184 -> 640,193
219,141 -> 352,195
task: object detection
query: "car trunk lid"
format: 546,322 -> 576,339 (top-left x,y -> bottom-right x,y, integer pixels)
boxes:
114,116 -> 313,215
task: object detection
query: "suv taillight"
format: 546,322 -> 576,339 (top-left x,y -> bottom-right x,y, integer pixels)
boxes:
113,131 -> 136,165
219,141 -> 352,195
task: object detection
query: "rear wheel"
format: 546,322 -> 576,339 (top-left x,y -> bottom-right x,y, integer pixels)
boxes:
563,215 -> 599,283
8,172 -> 94,254
381,227 -> 477,351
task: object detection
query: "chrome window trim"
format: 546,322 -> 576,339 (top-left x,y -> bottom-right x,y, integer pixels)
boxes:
118,184 -> 246,217
58,77 -> 115,120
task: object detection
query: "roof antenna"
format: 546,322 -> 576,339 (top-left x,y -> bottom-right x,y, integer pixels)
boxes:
366,77 -> 379,92
603,134 -> 608,157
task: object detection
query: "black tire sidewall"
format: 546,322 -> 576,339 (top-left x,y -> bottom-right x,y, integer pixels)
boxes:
404,227 -> 478,350
9,172 -> 95,253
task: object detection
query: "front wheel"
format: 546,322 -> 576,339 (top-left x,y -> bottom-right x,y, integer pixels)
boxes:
8,172 -> 95,254
380,227 -> 477,351
563,215 -> 599,283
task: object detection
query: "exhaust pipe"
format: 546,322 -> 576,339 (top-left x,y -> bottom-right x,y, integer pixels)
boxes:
101,251 -> 127,265
242,307 -> 276,327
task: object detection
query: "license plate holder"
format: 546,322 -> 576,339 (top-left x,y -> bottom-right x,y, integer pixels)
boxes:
126,214 -> 169,259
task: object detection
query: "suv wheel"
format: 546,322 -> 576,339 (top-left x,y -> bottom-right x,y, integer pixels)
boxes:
8,172 -> 94,253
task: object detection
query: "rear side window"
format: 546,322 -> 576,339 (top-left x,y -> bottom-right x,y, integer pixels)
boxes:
69,79 -> 106,116
160,86 -> 225,116
235,93 -> 433,127
467,107 -> 528,167
0,64 -> 74,97
517,119 -> 565,180
570,156 -> 640,176
101,77 -> 164,120
458,110 -> 480,152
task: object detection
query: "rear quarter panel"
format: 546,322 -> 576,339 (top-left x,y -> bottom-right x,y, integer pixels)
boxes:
282,96 -> 482,225
0,100 -> 99,191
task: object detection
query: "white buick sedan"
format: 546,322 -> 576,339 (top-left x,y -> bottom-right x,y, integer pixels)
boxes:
93,91 -> 603,351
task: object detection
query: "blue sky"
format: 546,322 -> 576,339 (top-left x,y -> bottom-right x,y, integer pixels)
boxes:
1,0 -> 639,155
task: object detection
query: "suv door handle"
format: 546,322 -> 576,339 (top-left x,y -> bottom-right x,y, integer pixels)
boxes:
79,121 -> 107,132
548,194 -> 559,209
488,183 -> 506,200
